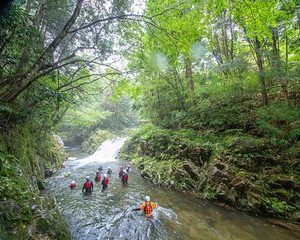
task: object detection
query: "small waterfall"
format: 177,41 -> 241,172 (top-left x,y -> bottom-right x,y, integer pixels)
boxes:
72,138 -> 127,169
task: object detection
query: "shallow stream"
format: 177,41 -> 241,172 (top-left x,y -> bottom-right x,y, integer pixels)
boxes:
46,138 -> 299,240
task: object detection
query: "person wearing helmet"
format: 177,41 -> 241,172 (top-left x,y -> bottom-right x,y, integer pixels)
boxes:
98,166 -> 103,173
107,167 -> 112,176
82,176 -> 93,194
121,170 -> 129,185
101,173 -> 109,192
69,180 -> 76,190
95,171 -> 101,182
132,196 -> 158,217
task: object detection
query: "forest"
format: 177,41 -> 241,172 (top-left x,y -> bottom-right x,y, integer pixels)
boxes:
0,0 -> 299,239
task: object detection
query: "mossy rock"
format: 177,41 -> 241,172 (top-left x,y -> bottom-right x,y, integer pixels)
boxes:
229,136 -> 266,153
0,124 -> 69,239
269,188 -> 293,201
267,175 -> 297,190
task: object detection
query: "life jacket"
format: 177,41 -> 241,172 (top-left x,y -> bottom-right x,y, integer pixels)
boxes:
144,202 -> 153,216
96,174 -> 101,182
84,181 -> 92,190
122,173 -> 128,181
103,177 -> 109,186
69,183 -> 76,189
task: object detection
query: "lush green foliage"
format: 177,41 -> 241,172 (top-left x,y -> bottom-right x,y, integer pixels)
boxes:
58,91 -> 138,146
121,123 -> 300,218
256,103 -> 300,144
0,123 -> 68,239
118,0 -> 300,131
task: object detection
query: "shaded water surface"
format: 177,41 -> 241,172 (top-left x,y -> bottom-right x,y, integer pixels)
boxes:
46,138 -> 299,240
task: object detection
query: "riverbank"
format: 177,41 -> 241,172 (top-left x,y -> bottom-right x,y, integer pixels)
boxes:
119,125 -> 300,223
0,123 -> 70,240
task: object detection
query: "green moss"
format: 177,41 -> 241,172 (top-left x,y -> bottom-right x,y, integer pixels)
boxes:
0,123 -> 69,239
121,124 -> 300,220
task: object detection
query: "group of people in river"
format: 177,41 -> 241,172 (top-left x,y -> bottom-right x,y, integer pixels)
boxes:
68,166 -> 124,193
67,164 -> 157,217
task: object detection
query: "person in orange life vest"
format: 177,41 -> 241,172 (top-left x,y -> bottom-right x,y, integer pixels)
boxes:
101,174 -> 109,192
121,170 -> 129,185
133,196 -> 157,217
82,176 -> 93,193
69,180 -> 76,190
95,171 -> 101,182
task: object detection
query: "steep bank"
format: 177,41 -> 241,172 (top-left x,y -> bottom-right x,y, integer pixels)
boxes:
120,124 -> 300,222
0,123 -> 70,240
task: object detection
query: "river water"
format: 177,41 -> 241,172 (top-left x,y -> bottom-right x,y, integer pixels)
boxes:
46,138 -> 299,240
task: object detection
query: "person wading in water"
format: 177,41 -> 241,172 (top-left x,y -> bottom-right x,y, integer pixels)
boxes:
69,180 -> 76,190
95,171 -> 101,182
121,170 -> 129,186
132,196 -> 158,217
101,174 -> 109,192
82,176 -> 93,194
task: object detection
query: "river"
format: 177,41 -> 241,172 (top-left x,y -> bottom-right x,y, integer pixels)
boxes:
46,137 -> 299,240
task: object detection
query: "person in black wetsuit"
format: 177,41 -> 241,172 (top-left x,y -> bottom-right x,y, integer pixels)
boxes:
82,176 -> 93,194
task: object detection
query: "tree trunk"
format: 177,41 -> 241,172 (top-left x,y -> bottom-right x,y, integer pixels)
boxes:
296,12 -> 300,34
271,27 -> 289,102
184,56 -> 194,102
253,37 -> 268,105
0,0 -> 84,103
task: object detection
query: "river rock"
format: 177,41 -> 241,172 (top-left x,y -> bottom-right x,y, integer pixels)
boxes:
214,162 -> 227,171
140,171 -> 151,179
228,187 -> 238,203
268,176 -> 297,190
37,180 -> 45,191
289,210 -> 300,223
210,167 -> 223,179
229,177 -> 249,195
182,161 -> 200,181
274,177 -> 296,190
53,134 -> 64,147
45,168 -> 54,178
138,163 -> 145,170
229,137 -> 264,153
216,183 -> 229,196
189,146 -> 211,166
246,190 -> 262,208
209,166 -> 228,185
